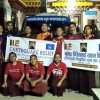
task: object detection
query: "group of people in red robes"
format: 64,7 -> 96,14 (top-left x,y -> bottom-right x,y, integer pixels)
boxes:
0,21 -> 98,97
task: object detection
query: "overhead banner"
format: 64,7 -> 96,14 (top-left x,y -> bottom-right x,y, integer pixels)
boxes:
5,36 -> 57,66
62,40 -> 100,71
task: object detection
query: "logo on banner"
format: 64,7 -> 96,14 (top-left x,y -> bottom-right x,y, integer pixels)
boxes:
10,40 -> 19,46
46,44 -> 54,50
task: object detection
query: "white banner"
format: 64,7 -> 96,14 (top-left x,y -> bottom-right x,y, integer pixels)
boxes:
5,36 -> 57,66
62,40 -> 100,71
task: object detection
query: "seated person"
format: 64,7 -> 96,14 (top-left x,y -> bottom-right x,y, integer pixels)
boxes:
24,55 -> 47,95
2,52 -> 25,96
37,22 -> 53,40
43,53 -> 68,96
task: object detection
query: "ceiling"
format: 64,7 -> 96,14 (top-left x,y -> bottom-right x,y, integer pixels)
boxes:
8,0 -> 100,15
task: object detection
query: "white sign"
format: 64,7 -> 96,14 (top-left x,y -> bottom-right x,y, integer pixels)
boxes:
62,40 -> 100,71
5,36 -> 57,66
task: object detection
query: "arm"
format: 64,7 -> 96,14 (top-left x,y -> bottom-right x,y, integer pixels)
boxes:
31,75 -> 44,87
26,74 -> 32,83
45,74 -> 50,82
34,75 -> 44,83
57,73 -> 67,87
2,74 -> 8,87
42,74 -> 50,83
16,72 -> 25,86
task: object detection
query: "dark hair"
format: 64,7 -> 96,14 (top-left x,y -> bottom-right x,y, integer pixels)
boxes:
54,53 -> 61,59
84,25 -> 92,30
30,54 -> 37,60
9,52 -> 17,57
6,21 -> 13,26
56,26 -> 64,31
8,52 -> 17,62
69,22 -> 76,27
24,25 -> 32,30
41,22 -> 49,27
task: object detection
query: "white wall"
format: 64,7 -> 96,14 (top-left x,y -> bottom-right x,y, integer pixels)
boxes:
17,11 -> 26,30
82,8 -> 100,31
4,0 -> 12,22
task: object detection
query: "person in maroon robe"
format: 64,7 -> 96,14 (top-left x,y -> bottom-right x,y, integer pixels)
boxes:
67,22 -> 84,92
43,53 -> 68,96
53,26 -> 66,55
79,25 -> 96,95
37,22 -> 53,41
2,52 -> 25,96
22,25 -> 36,39
23,55 -> 47,95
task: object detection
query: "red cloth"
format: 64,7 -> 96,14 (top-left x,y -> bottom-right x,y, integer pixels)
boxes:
24,77 -> 47,95
47,62 -> 68,79
2,78 -> 24,96
5,61 -> 24,79
67,33 -> 83,40
24,63 -> 47,94
53,37 -> 66,55
25,63 -> 45,77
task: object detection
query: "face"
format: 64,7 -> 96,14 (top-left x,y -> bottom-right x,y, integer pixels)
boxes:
54,54 -> 61,63
24,26 -> 32,34
30,56 -> 38,66
84,26 -> 92,35
70,24 -> 76,32
6,23 -> 13,31
56,28 -> 63,36
29,42 -> 34,46
41,23 -> 48,32
0,26 -> 3,33
65,26 -> 69,31
81,44 -> 86,48
9,54 -> 16,62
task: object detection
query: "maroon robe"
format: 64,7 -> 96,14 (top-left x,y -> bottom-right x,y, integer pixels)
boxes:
53,37 -> 66,55
24,63 -> 47,95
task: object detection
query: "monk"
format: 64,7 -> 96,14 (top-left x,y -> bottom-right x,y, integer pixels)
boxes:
24,55 -> 47,95
2,52 -> 25,96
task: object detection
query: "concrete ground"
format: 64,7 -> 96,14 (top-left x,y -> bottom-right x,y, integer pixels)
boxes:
0,89 -> 93,100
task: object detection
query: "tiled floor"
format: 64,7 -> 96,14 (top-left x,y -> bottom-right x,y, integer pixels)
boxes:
0,90 -> 93,100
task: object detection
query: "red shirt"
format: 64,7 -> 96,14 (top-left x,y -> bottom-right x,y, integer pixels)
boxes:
25,63 -> 45,77
67,33 -> 83,40
47,62 -> 68,79
5,61 -> 24,79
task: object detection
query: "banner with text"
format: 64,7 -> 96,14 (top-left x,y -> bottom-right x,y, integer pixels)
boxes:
5,36 -> 57,66
62,40 -> 100,71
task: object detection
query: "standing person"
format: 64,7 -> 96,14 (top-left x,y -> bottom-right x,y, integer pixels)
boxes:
22,25 -> 36,39
53,26 -> 66,55
91,20 -> 99,39
37,22 -> 53,40
67,22 -> 83,92
0,25 -> 6,91
84,25 -> 95,39
2,52 -> 25,96
43,53 -> 68,96
79,25 -> 96,95
63,25 -> 69,36
24,55 -> 47,95
5,21 -> 17,36
0,25 -> 7,57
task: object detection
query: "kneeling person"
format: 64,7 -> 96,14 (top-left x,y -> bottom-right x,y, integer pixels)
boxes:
43,53 -> 68,96
2,52 -> 25,96
24,55 -> 47,95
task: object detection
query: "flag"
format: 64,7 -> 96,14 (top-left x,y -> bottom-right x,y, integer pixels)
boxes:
46,44 -> 54,50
